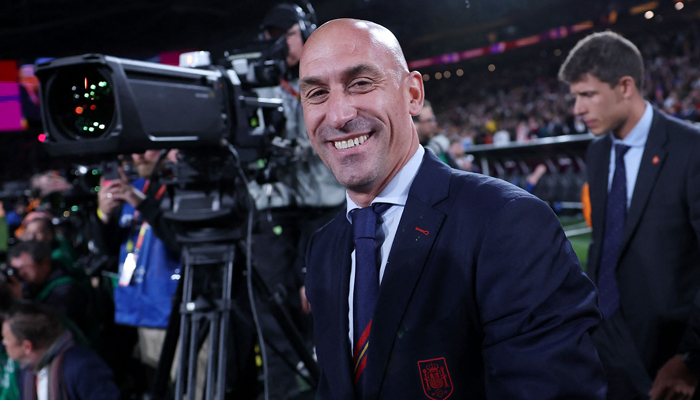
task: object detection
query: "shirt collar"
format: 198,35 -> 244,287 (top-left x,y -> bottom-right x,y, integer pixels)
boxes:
346,145 -> 425,220
610,101 -> 653,148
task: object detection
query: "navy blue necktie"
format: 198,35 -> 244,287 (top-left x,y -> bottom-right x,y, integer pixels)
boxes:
598,143 -> 631,318
350,203 -> 391,392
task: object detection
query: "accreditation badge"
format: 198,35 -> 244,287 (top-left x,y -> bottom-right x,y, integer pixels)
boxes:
119,253 -> 137,287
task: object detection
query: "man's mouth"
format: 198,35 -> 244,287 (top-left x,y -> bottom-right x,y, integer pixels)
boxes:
333,134 -> 370,150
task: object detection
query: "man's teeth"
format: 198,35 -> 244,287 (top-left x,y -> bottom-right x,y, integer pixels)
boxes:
334,134 -> 369,150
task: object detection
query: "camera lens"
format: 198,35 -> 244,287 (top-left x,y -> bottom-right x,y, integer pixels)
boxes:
47,66 -> 116,140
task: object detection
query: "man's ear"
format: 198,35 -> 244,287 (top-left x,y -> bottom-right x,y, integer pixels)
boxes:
406,71 -> 425,117
616,76 -> 639,100
21,339 -> 33,356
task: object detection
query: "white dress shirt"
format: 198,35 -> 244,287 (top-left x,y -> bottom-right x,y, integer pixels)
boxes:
346,145 -> 425,345
38,367 -> 48,400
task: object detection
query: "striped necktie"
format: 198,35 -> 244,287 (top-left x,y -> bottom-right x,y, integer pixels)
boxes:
351,203 -> 391,395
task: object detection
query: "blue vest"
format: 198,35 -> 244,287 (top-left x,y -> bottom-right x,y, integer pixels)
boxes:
114,178 -> 181,328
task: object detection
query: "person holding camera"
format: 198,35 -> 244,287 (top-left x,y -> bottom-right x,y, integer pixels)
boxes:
248,3 -> 346,399
93,150 -> 181,392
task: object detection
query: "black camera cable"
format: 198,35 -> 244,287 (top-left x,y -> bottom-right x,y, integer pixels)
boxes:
224,140 -> 270,400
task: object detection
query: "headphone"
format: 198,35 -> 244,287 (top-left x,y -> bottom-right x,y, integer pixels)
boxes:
261,2 -> 318,43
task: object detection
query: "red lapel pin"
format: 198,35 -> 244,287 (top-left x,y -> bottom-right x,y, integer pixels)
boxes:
415,227 -> 429,236
652,155 -> 660,165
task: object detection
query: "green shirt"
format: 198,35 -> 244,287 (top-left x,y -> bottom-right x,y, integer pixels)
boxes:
0,351 -> 19,400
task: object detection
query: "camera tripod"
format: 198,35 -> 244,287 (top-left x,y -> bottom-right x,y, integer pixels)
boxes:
150,183 -> 319,400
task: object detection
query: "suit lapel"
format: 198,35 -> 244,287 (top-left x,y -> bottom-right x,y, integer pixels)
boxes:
323,216 -> 355,398
363,151 -> 449,399
619,110 -> 668,258
589,135 -> 612,279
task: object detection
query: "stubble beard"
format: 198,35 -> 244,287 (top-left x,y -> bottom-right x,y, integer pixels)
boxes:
315,116 -> 386,192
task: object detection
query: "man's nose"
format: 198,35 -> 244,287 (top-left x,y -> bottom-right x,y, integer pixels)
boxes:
326,90 -> 357,130
573,98 -> 585,116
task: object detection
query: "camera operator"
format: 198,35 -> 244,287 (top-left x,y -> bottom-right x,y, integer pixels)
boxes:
248,3 -> 345,399
93,149 -> 181,392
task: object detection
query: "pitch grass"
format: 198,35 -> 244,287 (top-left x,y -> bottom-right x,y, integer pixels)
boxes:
559,216 -> 591,273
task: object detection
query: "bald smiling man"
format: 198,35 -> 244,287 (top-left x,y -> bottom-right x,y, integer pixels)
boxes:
300,19 -> 607,399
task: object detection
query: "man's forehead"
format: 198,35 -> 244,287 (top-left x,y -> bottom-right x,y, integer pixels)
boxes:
301,19 -> 406,75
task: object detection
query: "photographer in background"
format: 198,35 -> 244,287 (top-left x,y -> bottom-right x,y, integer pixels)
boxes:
6,241 -> 96,348
93,149 -> 181,395
17,213 -> 77,277
249,3 -> 345,399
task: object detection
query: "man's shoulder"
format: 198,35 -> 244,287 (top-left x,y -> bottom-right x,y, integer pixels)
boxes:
62,345 -> 110,376
310,209 -> 347,243
444,169 -> 544,219
655,109 -> 700,142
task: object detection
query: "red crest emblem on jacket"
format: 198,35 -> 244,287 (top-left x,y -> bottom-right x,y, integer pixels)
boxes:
417,357 -> 453,399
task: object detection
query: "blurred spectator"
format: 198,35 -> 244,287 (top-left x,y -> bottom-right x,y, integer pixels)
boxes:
524,164 -> 548,193
492,129 -> 510,147
0,284 -> 18,400
448,137 -> 474,171
28,172 -> 72,200
17,214 -> 77,277
0,204 -> 7,253
7,241 -> 96,348
2,302 -> 120,400
414,100 -> 439,146
416,101 -> 461,169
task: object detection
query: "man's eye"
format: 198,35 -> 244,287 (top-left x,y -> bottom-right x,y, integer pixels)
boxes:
350,80 -> 373,91
305,89 -> 328,100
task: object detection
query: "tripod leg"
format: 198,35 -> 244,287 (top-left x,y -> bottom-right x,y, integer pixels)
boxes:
216,247 -> 235,400
176,248 -> 195,400
205,317 -> 219,400
186,316 -> 200,400
152,278 -> 184,400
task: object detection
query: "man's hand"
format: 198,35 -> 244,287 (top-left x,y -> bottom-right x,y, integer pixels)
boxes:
650,355 -> 698,400
97,168 -> 146,222
97,178 -> 124,222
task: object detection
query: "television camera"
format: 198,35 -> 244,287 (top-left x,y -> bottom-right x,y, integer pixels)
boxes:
34,33 -> 318,400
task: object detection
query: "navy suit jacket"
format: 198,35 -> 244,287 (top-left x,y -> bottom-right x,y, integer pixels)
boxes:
306,150 -> 607,399
586,109 -> 700,395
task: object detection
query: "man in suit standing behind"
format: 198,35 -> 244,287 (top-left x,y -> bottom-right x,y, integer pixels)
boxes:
299,18 -> 606,399
559,31 -> 700,399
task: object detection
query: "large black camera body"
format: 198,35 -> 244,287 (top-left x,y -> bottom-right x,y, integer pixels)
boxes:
34,49 -> 288,164
33,42 -> 296,238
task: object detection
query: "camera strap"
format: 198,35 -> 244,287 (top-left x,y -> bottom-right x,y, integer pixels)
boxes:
119,179 -> 164,287
119,221 -> 149,287
280,78 -> 300,100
